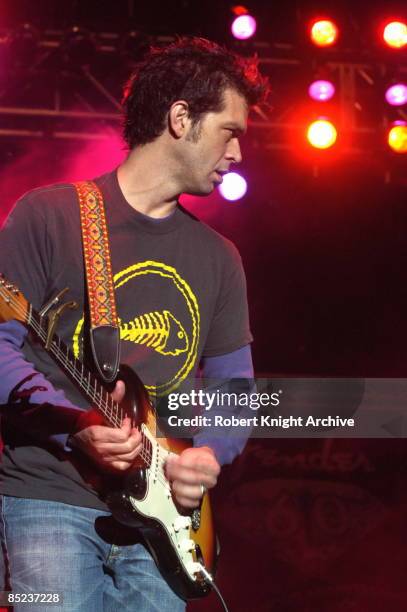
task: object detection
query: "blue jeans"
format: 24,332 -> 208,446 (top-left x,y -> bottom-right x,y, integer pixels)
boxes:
0,495 -> 186,612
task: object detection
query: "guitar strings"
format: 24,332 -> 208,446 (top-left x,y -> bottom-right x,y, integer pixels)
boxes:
3,297 -> 177,491
0,290 -> 155,466
0,289 -> 180,490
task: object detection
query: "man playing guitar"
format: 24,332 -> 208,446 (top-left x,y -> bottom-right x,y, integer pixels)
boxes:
0,37 -> 267,611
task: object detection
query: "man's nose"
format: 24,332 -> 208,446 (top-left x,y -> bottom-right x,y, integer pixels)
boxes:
226,138 -> 242,164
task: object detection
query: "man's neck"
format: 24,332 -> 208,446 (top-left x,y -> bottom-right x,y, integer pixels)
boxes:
117,143 -> 181,219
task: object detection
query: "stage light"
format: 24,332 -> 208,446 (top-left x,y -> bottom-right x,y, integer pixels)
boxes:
232,5 -> 249,16
308,80 -> 335,101
218,173 -> 248,201
385,83 -> 407,106
231,15 -> 257,40
307,119 -> 337,149
388,122 -> 407,153
383,21 -> 407,49
310,20 -> 339,47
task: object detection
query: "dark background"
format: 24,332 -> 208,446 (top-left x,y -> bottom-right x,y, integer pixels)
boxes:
1,1 -> 407,610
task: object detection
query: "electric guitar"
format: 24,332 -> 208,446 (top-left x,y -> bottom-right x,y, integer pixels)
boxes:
0,274 -> 218,600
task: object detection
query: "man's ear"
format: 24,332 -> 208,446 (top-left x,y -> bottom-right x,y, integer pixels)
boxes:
168,100 -> 190,138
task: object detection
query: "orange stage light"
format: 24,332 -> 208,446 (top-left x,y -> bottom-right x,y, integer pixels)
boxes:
310,19 -> 339,47
388,123 -> 407,153
307,119 -> 338,149
232,5 -> 249,16
383,21 -> 407,49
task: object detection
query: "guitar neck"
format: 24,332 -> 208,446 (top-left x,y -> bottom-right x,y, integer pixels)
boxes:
27,305 -> 122,428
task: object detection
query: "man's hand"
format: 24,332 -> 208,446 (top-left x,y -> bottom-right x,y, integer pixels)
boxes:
69,380 -> 142,472
165,446 -> 220,509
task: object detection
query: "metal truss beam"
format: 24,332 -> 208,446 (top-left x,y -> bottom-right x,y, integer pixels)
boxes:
0,29 -> 405,147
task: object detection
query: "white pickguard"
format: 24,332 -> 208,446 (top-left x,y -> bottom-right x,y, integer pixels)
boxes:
128,424 -> 202,582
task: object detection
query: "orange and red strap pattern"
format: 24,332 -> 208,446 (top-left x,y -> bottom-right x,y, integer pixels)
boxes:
74,180 -> 118,329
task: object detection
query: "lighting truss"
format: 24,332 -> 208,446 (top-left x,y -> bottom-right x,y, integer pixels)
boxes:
0,28 -> 406,155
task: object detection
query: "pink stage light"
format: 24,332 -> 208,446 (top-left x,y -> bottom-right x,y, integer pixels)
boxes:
308,80 -> 335,101
385,83 -> 407,106
218,172 -> 247,201
231,15 -> 257,40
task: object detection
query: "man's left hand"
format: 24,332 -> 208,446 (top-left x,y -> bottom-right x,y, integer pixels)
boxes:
164,446 -> 220,509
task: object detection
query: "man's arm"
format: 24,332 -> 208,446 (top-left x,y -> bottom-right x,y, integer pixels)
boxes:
0,319 -> 143,469
0,320 -> 85,449
193,344 -> 254,464
164,345 -> 254,508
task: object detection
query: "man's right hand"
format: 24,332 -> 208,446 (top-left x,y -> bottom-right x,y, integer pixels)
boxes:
69,380 -> 143,472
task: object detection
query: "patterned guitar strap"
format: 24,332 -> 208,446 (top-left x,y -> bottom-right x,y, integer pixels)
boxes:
74,180 -> 120,384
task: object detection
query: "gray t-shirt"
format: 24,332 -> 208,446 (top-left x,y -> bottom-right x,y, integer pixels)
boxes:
0,168 -> 252,510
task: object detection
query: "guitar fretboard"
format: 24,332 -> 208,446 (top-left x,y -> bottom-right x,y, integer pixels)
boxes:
27,305 -> 123,428
0,275 -> 152,468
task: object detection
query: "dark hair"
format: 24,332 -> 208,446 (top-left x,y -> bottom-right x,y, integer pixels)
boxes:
122,37 -> 268,149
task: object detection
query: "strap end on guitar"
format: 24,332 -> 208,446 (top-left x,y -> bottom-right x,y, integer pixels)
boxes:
90,324 -> 121,383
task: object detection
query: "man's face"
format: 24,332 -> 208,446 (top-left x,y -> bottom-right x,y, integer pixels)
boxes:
180,88 -> 248,195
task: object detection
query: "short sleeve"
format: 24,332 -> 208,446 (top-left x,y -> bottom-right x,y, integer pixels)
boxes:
0,194 -> 50,310
202,241 -> 253,357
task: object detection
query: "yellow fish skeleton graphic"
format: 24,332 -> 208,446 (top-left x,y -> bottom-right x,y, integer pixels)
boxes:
119,310 -> 189,356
